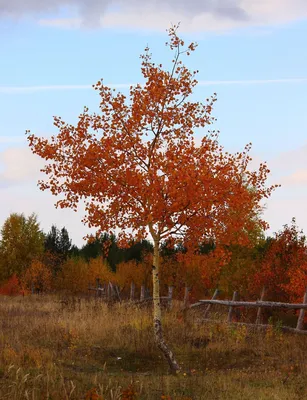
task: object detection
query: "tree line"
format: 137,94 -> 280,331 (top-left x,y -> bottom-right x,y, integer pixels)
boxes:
0,211 -> 306,309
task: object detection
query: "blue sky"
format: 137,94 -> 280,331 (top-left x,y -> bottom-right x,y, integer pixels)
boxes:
1,0 -> 307,246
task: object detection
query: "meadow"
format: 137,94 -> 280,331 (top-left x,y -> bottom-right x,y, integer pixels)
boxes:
0,295 -> 306,399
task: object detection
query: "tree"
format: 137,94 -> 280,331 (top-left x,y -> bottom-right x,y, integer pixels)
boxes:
44,225 -> 60,254
80,233 -> 153,271
55,256 -> 112,294
22,260 -> 52,293
58,227 -> 72,257
44,225 -> 72,276
216,220 -> 266,297
45,225 -> 72,257
0,213 -> 45,281
0,274 -> 24,296
27,24 -> 277,372
251,218 -> 307,302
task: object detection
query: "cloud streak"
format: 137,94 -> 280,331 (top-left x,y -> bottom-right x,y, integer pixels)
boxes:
1,0 -> 307,32
1,78 -> 307,94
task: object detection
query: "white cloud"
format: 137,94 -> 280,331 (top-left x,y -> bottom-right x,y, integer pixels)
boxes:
0,85 -> 92,94
261,143 -> 307,190
281,169 -> 307,186
1,0 -> 307,32
263,195 -> 307,236
0,146 -> 44,186
1,78 -> 307,95
0,184 -> 94,247
0,144 -> 95,246
0,136 -> 26,144
0,83 -> 139,94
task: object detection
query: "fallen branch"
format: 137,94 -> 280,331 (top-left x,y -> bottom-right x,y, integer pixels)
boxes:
196,299 -> 307,310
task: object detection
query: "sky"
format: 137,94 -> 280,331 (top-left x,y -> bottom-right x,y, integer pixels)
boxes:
0,0 -> 307,247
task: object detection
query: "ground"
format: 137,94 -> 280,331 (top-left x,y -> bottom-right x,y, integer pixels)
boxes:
0,295 -> 306,399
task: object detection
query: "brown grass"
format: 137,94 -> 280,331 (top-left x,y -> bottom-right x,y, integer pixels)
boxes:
0,294 -> 306,399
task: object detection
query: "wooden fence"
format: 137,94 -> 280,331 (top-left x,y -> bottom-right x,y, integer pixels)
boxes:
190,287 -> 307,335
87,280 -> 307,334
88,280 -> 174,307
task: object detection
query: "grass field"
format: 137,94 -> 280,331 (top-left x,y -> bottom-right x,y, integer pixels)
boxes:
0,295 -> 306,399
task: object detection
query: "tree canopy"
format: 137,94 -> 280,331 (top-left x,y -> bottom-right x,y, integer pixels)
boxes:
26,24 -> 278,372
0,213 -> 45,281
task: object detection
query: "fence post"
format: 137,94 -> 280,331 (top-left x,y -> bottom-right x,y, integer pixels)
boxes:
114,284 -> 121,302
203,288 -> 219,319
96,278 -> 102,297
140,285 -> 145,301
109,281 -> 117,300
183,285 -> 191,309
130,281 -> 135,301
296,287 -> 307,331
227,291 -> 238,323
168,286 -> 174,310
255,287 -> 266,325
107,282 -> 111,301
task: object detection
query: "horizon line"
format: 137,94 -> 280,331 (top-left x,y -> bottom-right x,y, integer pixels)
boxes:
1,78 -> 307,93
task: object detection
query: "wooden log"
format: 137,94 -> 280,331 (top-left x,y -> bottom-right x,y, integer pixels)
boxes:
227,291 -> 238,323
88,287 -> 104,292
197,299 -> 307,310
296,287 -> 307,330
203,289 -> 219,318
255,287 -> 266,325
189,301 -> 207,309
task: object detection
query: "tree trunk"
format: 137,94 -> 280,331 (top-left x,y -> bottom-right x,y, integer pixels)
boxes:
152,239 -> 180,373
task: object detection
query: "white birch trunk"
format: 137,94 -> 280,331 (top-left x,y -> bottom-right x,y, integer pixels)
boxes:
152,239 -> 180,373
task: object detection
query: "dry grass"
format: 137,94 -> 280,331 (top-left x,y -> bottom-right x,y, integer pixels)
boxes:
0,294 -> 307,399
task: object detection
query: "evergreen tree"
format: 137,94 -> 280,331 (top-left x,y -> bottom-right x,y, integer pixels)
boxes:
59,227 -> 72,258
44,225 -> 72,276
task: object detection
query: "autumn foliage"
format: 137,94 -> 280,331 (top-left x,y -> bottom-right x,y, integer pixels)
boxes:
22,260 -> 52,293
251,218 -> 307,302
25,24 -> 279,371
0,274 -> 24,296
26,25 -> 277,251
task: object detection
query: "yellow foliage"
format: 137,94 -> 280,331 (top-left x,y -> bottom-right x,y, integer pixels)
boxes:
22,259 -> 52,293
55,257 -> 113,293
116,254 -> 152,289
